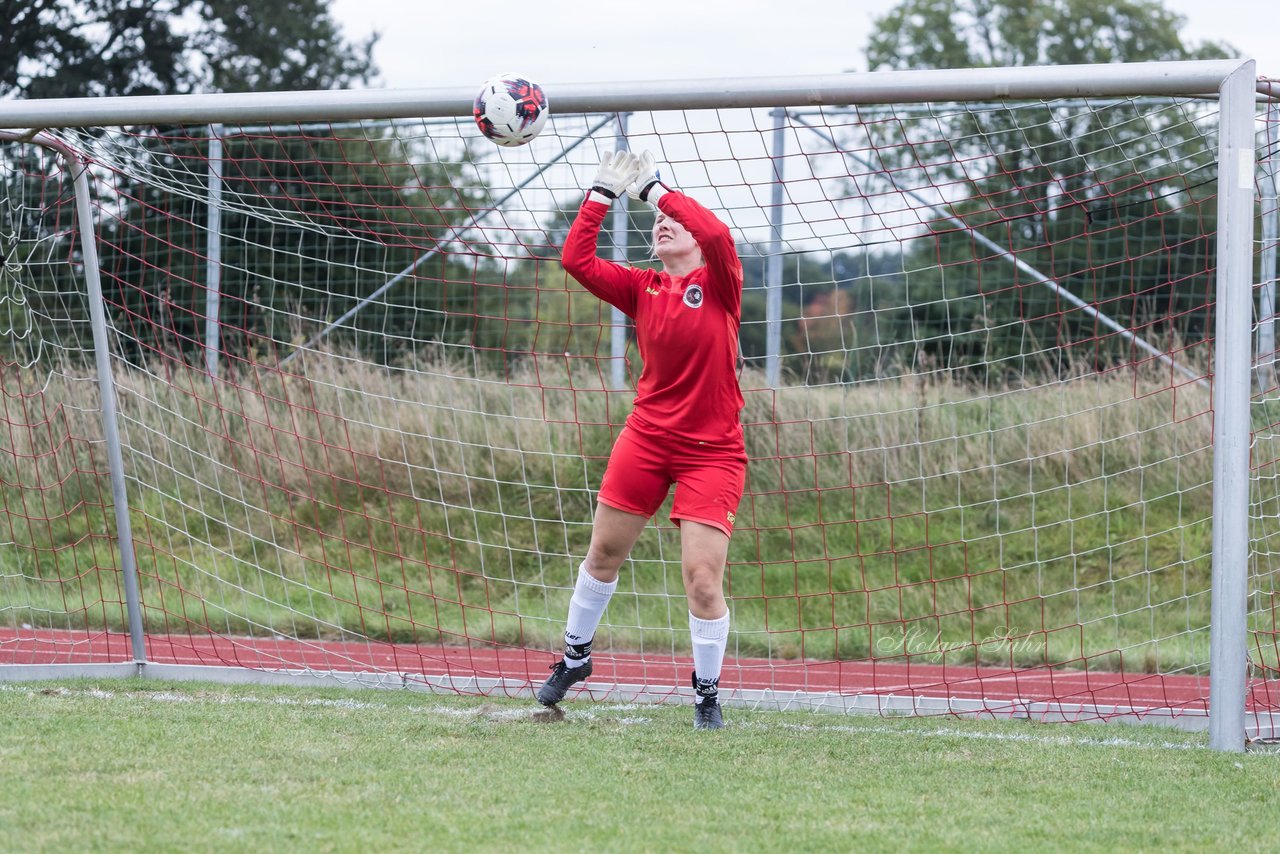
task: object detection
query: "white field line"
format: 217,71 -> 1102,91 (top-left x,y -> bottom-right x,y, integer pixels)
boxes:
3,682 -> 1222,753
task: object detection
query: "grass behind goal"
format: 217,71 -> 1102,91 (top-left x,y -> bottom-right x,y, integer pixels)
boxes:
4,354 -> 1218,671
3,679 -> 1277,852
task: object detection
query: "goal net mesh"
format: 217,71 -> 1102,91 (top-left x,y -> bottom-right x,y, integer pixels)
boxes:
2,92 -> 1277,722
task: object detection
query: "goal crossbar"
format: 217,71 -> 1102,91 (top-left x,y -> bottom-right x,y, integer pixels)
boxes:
0,60 -> 1255,128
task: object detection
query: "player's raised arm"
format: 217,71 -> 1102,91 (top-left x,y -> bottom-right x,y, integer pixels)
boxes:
628,151 -> 743,314
560,151 -> 646,317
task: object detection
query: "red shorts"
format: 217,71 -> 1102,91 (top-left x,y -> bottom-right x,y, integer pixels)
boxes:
597,421 -> 747,537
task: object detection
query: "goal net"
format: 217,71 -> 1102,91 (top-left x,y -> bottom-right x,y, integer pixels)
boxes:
1,63 -> 1276,734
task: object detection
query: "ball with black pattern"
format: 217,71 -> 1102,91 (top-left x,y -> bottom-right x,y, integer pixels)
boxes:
473,73 -> 549,147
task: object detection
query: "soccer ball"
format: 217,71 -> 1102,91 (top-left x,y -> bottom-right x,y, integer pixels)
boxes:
473,73 -> 549,147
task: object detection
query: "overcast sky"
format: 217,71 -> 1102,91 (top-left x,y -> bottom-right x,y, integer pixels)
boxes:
329,0 -> 1276,90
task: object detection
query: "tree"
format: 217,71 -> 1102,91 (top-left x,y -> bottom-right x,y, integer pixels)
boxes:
1,0 -> 390,365
1,0 -> 377,100
95,129 -> 488,368
857,0 -> 1235,378
865,0 -> 1230,72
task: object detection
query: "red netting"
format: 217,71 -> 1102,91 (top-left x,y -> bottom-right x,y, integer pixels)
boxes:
1,93 -> 1277,728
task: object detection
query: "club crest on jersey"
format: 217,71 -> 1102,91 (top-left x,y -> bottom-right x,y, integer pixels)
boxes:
683,284 -> 704,309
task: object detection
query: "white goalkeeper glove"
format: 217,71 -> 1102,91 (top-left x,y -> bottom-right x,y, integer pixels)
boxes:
627,151 -> 669,204
587,151 -> 640,205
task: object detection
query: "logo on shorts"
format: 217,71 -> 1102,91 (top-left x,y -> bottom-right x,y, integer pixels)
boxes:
726,510 -> 735,524
683,284 -> 704,309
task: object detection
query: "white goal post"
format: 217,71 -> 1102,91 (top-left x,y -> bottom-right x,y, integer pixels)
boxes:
0,60 -> 1274,752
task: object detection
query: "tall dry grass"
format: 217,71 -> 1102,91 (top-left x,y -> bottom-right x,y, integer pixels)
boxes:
2,351 -> 1233,671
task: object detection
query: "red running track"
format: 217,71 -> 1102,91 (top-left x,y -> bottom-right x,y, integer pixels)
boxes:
4,627 -> 1278,719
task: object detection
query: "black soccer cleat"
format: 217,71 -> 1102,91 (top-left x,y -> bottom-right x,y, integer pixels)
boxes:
536,658 -> 592,706
692,671 -> 725,730
693,695 -> 725,730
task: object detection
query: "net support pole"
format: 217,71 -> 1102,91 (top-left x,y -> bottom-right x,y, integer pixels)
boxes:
1209,60 -> 1257,753
0,130 -> 147,665
765,108 -> 787,388
61,142 -> 147,665
609,113 -> 630,390
204,124 -> 224,380
1258,110 -> 1279,389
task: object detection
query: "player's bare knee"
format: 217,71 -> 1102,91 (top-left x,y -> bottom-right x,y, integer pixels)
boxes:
582,547 -> 626,581
687,587 -> 723,615
683,564 -> 723,611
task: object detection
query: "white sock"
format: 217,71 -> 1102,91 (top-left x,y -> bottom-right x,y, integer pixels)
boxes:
563,564 -> 617,669
689,610 -> 729,699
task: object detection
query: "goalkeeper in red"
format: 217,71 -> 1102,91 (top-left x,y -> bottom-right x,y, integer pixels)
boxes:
536,150 -> 746,730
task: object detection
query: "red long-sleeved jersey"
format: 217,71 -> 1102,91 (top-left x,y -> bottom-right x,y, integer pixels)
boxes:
562,191 -> 745,446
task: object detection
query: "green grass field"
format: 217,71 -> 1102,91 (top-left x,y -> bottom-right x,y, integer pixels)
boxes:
2,678 -> 1277,852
